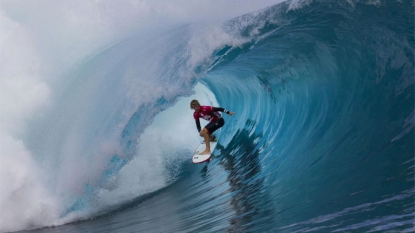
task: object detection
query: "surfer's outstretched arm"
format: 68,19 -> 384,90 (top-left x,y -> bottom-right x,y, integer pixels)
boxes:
212,107 -> 236,116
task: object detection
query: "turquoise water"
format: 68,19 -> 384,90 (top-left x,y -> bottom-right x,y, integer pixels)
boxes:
9,0 -> 415,232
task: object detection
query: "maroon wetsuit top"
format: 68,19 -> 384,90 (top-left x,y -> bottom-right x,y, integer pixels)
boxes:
193,106 -> 224,132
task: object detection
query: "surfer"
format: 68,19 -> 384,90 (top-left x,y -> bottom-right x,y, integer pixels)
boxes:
190,99 -> 235,155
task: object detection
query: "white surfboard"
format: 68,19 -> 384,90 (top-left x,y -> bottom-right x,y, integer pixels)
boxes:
192,141 -> 218,164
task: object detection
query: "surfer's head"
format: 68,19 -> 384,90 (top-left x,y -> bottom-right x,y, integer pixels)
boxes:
190,99 -> 200,110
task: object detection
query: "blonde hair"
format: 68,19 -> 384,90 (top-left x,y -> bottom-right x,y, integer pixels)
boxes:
190,99 -> 200,109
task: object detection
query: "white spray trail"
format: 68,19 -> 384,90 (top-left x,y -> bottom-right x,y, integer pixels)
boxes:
0,0 -> 286,232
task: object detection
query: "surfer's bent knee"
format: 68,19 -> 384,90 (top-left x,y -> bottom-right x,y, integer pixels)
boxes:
200,128 -> 210,137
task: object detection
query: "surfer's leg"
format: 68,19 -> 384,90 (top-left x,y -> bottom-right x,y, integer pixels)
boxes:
199,128 -> 211,155
210,134 -> 217,142
205,118 -> 224,135
199,118 -> 224,155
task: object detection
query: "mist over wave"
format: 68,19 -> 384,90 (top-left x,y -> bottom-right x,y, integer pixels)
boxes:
1,0 -> 414,232
0,1 -> 284,232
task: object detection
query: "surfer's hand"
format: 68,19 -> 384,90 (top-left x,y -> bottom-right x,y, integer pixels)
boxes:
199,129 -> 207,137
228,112 -> 235,116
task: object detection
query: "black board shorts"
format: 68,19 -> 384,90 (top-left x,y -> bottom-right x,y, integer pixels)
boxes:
205,117 -> 224,134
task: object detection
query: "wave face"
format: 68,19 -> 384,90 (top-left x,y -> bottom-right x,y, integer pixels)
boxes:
1,0 -> 414,232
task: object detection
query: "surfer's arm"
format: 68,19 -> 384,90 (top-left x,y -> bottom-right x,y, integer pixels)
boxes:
195,119 -> 201,132
212,107 -> 235,116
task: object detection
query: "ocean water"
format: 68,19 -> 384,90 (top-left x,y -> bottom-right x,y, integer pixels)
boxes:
1,0 -> 414,233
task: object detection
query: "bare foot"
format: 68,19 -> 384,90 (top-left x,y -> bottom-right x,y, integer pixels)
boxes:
199,150 -> 211,155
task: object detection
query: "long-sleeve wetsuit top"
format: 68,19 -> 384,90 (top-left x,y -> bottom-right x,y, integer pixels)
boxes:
193,106 -> 227,132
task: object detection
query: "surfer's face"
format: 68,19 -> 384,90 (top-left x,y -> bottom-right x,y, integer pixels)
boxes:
192,104 -> 200,111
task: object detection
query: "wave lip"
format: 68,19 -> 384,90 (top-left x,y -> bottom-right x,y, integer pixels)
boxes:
1,0 -> 414,232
